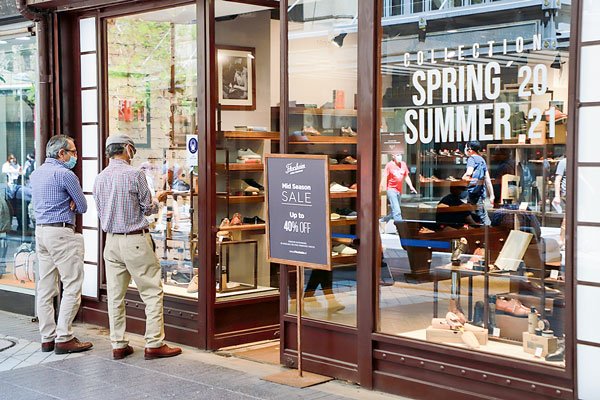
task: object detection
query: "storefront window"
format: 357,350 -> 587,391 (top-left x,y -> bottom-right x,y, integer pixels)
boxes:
106,5 -> 199,299
287,0 -> 358,326
0,30 -> 38,294
214,3 -> 280,302
378,4 -> 569,366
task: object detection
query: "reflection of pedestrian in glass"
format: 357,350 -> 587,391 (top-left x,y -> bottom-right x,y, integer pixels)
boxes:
303,269 -> 345,312
380,153 -> 417,224
436,183 -> 476,229
2,154 -> 22,190
24,153 -> 36,182
553,157 -> 566,247
462,141 -> 494,225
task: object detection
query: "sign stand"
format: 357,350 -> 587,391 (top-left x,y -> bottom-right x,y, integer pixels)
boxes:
263,265 -> 331,388
262,154 -> 333,388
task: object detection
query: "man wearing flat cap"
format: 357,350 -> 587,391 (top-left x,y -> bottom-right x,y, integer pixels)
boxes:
93,134 -> 181,360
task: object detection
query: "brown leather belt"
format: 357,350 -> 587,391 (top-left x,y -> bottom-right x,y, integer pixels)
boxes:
113,229 -> 148,235
38,222 -> 75,230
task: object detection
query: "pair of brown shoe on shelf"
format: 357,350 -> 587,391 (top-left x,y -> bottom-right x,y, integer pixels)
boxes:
217,213 -> 242,241
113,344 -> 182,360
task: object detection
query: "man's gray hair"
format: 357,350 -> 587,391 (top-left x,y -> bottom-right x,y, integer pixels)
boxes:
106,143 -> 126,158
46,135 -> 74,158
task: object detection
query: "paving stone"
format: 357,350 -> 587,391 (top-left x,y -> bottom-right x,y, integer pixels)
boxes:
0,310 -> 411,400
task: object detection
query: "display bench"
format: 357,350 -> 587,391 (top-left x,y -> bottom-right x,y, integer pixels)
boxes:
425,235 -> 565,365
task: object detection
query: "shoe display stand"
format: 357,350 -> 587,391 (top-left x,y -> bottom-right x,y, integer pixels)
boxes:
431,246 -> 565,362
282,106 -> 359,265
147,148 -> 198,298
215,106 -> 280,297
486,143 -> 566,226
216,239 -> 258,293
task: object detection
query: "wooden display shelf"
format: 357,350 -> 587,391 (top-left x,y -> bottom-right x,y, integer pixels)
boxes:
220,223 -> 265,232
330,218 -> 357,226
329,164 -> 357,171
217,195 -> 265,203
223,131 -> 280,140
332,254 -> 357,264
528,159 -> 561,164
216,163 -> 264,171
421,154 -> 468,161
289,136 -> 357,145
418,180 -> 462,187
289,107 -> 357,117
330,190 -> 357,199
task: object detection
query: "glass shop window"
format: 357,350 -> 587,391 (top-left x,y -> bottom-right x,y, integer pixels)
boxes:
286,0 -> 359,326
0,31 -> 39,294
213,2 -> 280,302
377,2 -> 570,366
106,5 -> 199,299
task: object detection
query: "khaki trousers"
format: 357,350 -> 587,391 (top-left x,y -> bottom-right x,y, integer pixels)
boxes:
35,226 -> 85,344
104,232 -> 164,349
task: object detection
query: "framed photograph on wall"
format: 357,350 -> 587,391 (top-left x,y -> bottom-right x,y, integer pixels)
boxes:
217,45 -> 256,111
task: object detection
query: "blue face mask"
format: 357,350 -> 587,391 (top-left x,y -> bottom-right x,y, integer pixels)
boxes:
64,156 -> 77,169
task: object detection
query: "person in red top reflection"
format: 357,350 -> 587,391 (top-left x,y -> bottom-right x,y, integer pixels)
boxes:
380,153 -> 417,224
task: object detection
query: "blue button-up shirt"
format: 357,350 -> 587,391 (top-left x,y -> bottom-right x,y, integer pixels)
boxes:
30,158 -> 87,225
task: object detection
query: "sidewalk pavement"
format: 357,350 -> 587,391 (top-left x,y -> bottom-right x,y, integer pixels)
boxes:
0,311 -> 411,400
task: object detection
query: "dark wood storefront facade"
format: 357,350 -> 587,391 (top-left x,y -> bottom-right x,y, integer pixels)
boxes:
16,0 -> 582,398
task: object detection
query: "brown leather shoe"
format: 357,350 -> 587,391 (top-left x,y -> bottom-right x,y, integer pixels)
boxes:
113,345 -> 134,360
54,338 -> 93,354
41,341 -> 55,352
144,344 -> 182,360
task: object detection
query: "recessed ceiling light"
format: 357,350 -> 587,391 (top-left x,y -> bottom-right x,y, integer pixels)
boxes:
0,40 -> 7,44
447,29 -> 458,33
15,37 -> 30,41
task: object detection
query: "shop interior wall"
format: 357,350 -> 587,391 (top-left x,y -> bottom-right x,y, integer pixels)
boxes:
287,31 -> 357,109
216,10 -> 272,131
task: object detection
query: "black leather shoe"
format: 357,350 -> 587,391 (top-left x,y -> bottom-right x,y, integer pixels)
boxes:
242,178 -> 264,191
242,216 -> 265,224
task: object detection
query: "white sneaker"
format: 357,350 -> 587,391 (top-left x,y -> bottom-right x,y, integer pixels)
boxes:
332,244 -> 357,255
330,182 -> 349,193
237,148 -> 261,160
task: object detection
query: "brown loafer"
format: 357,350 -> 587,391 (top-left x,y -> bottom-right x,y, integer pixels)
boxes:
41,341 -> 55,352
55,337 -> 93,354
144,344 -> 182,360
113,345 -> 134,360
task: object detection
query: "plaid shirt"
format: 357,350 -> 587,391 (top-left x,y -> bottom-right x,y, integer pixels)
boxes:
93,158 -> 158,233
30,158 -> 88,225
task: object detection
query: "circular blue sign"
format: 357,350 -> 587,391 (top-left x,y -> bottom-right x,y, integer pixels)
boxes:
188,137 -> 198,154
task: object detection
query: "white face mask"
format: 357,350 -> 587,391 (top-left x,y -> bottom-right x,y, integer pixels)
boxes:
393,154 -> 402,163
126,144 -> 135,162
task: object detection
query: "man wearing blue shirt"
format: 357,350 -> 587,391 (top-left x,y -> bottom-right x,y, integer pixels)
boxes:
462,140 -> 494,226
30,135 -> 92,354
